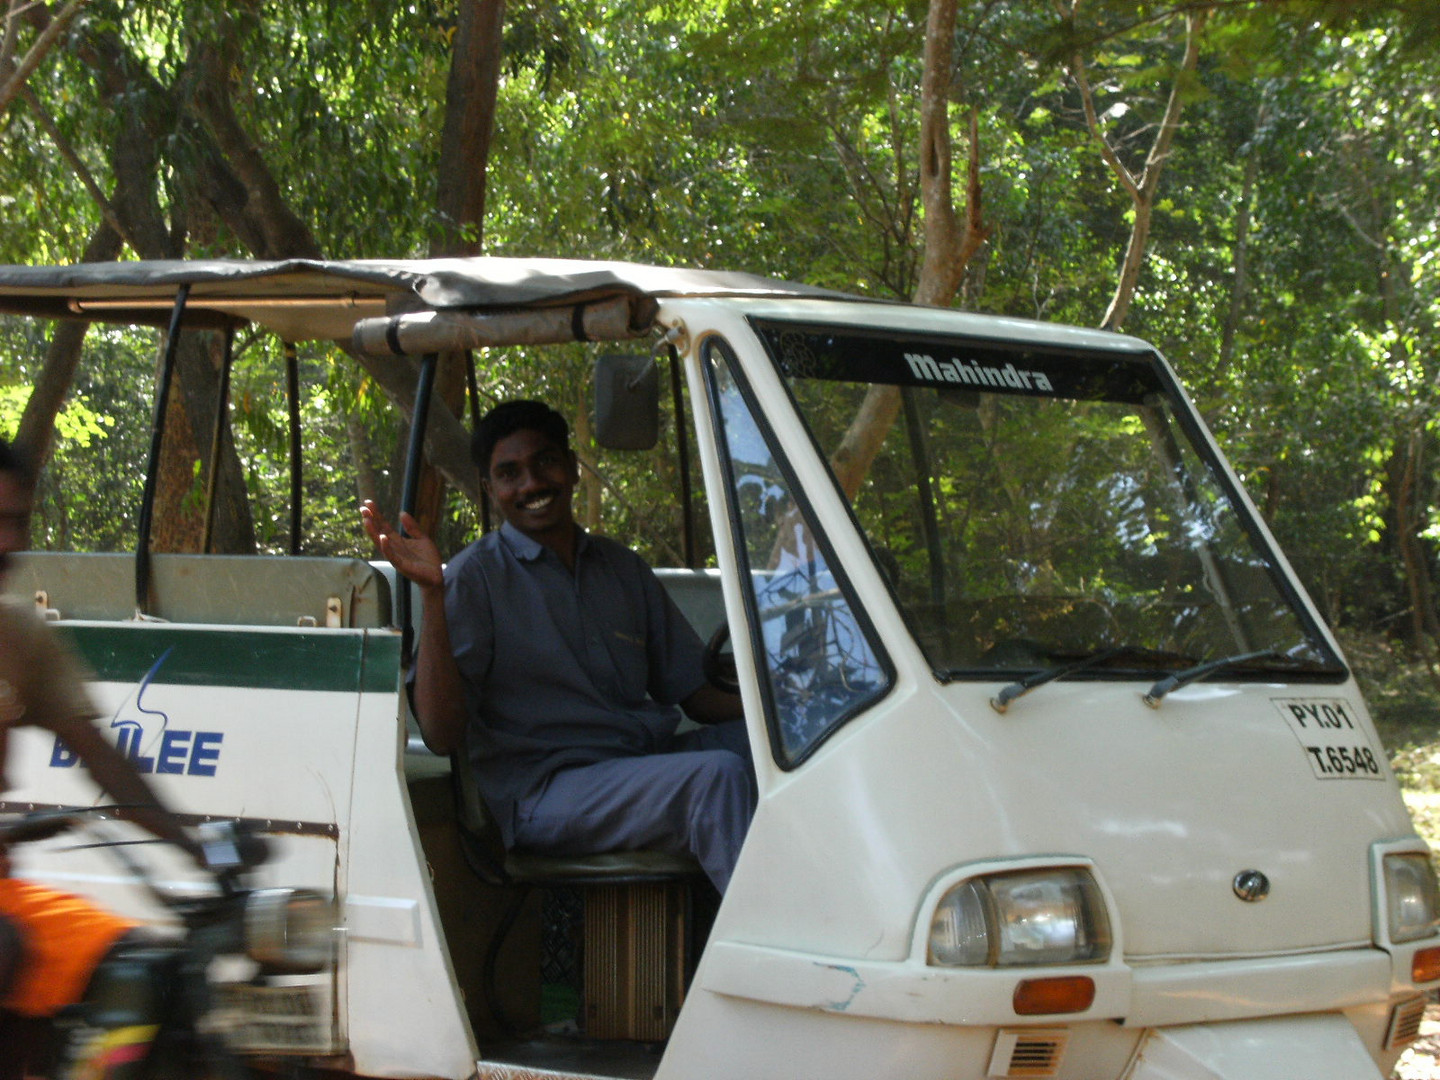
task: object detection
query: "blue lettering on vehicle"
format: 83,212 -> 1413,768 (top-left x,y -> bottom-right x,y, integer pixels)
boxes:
49,647 -> 224,777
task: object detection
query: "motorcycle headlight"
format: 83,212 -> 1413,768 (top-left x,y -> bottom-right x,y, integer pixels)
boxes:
245,888 -> 337,973
929,867 -> 1111,967
1384,853 -> 1440,944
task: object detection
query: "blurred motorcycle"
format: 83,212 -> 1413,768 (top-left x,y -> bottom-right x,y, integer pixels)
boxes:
0,810 -> 335,1079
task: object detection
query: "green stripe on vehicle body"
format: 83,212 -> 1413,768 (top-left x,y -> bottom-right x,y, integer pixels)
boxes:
58,624 -> 403,693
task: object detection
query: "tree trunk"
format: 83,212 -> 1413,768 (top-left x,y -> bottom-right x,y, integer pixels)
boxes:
412,0 -> 507,536
22,0 -> 496,520
1066,8 -> 1207,331
347,409 -> 381,508
573,399 -> 603,532
1220,100 -> 1264,365
25,5 -> 261,552
827,0 -> 988,503
434,0 -> 504,258
15,224 -> 124,467
148,330 -> 256,555
1390,430 -> 1440,692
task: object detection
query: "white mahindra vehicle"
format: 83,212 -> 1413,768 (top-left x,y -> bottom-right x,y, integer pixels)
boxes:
0,257 -> 1435,1079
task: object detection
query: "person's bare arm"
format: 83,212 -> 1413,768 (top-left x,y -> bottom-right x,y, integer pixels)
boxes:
408,581 -> 469,754
362,500 -> 468,754
53,718 -> 205,864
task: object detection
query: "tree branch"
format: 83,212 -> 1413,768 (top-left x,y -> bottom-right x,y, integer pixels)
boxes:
1139,7 -> 1205,201
0,0 -> 86,116
188,29 -> 321,259
15,222 -> 123,468
1068,52 -> 1140,202
19,82 -> 138,250
1091,8 -> 1207,330
432,0 -> 504,258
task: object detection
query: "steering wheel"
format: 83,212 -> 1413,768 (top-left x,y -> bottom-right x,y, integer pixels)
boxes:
703,623 -> 741,695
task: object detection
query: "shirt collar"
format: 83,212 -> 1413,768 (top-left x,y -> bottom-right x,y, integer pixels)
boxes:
497,519 -> 589,563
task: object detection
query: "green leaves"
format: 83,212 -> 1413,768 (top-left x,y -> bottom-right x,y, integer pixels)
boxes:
0,0 -> 1435,655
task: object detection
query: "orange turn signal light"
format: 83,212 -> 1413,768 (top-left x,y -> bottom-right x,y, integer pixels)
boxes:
1412,945 -> 1440,984
1013,975 -> 1096,1016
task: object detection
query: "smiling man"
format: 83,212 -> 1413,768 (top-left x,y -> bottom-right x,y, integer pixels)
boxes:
363,400 -> 753,893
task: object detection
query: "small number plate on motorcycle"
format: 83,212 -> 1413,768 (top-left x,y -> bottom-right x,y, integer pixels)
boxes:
213,980 -> 337,1053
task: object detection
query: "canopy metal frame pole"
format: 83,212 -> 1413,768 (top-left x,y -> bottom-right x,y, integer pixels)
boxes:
397,352 -> 439,659
667,343 -> 695,569
135,284 -> 191,617
285,342 -> 303,555
200,325 -> 236,555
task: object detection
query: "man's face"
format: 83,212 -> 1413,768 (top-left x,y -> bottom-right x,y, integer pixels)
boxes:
0,470 -> 33,582
483,428 -> 579,542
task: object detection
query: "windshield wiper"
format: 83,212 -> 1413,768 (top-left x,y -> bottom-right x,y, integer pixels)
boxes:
990,646 -> 1195,714
1142,649 -> 1318,707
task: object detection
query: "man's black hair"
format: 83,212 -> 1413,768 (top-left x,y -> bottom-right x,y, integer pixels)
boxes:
471,400 -> 570,476
0,436 -> 34,487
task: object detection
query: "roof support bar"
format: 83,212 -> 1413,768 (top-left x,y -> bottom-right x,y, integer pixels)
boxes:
351,295 -> 654,356
135,284 -> 190,617
397,351 -> 440,657
200,324 -> 236,554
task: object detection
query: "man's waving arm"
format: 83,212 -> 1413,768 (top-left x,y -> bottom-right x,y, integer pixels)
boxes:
362,501 -> 468,754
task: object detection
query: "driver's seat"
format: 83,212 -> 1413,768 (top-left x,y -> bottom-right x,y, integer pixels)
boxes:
450,745 -> 702,1041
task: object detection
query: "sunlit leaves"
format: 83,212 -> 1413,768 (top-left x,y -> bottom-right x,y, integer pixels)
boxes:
0,0 -> 1435,638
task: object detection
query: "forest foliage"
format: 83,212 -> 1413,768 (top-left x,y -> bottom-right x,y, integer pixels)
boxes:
0,0 -> 1439,706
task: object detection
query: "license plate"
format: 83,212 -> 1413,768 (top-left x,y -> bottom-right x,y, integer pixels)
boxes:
212,980 -> 337,1054
1274,698 -> 1386,781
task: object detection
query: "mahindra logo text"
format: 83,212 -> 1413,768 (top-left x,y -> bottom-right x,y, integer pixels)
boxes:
905,352 -> 1054,393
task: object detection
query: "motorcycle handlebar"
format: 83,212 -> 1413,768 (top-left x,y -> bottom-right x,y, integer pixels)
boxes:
0,810 -> 270,876
0,811 -> 80,845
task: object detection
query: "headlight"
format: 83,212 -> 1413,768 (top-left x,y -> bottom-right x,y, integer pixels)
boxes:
1384,853 -> 1440,944
929,867 -> 1111,967
245,888 -> 337,973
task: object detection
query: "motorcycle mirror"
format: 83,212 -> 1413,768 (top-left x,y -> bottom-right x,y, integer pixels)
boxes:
197,819 -> 270,871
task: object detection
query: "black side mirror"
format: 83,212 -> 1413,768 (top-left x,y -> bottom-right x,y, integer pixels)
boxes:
593,353 -> 659,450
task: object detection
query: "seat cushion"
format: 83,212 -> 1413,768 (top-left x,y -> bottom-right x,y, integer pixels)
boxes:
504,848 -> 700,885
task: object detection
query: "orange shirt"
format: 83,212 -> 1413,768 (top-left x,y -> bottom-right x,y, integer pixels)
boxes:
0,600 -> 134,1016
0,876 -> 136,1016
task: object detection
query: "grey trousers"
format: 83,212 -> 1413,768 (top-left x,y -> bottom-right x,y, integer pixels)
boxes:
511,721 -> 756,892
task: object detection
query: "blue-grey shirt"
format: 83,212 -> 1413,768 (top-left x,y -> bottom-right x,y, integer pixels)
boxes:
443,521 -> 708,845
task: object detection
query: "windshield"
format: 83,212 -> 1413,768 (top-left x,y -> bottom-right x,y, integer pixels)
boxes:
752,320 -> 1343,681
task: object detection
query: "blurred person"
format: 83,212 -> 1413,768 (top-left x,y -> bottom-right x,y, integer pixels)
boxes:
0,435 -> 200,1074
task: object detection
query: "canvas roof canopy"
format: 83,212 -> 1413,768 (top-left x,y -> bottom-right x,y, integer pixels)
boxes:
0,257 -> 854,350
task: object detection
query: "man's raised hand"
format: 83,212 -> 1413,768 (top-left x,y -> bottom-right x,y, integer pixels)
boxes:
361,500 -> 445,591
